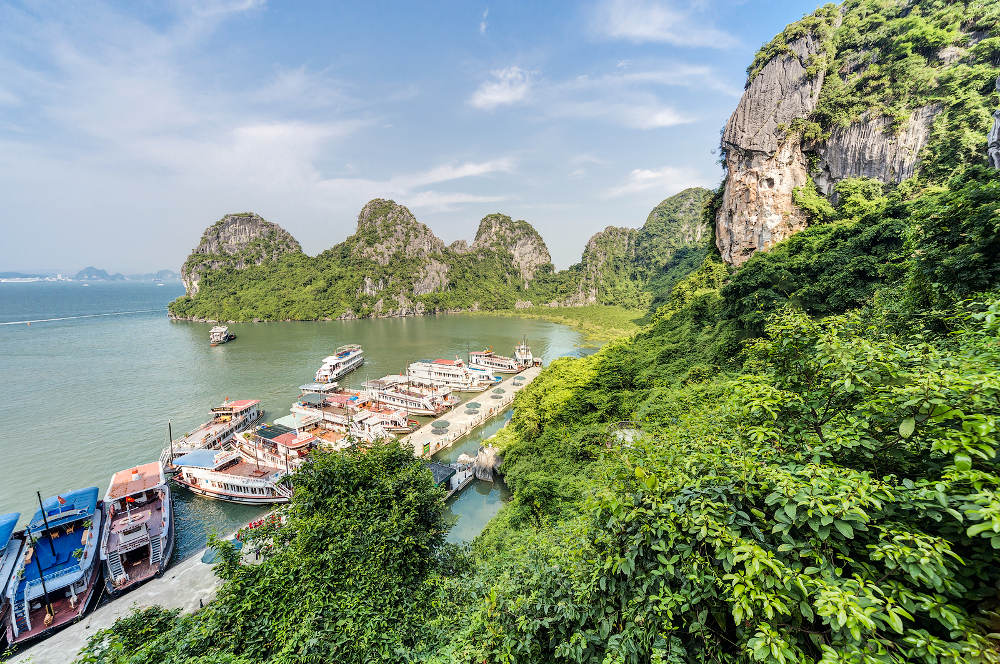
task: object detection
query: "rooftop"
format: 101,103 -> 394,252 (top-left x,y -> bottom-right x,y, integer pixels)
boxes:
108,462 -> 164,499
28,487 -> 99,531
424,461 -> 456,486
173,448 -> 235,470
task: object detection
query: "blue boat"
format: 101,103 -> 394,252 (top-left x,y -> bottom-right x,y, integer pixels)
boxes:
3,489 -> 105,645
0,512 -> 26,647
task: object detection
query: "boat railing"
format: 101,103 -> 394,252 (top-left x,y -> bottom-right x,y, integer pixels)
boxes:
23,565 -> 81,600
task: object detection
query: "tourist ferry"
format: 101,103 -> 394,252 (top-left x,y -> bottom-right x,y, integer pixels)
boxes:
100,463 -> 174,597
514,339 -> 539,368
172,447 -> 294,505
314,344 -> 364,383
209,325 -> 236,346
160,398 -> 263,468
290,393 -> 394,443
363,376 -> 455,416
469,347 -> 522,374
4,488 -> 104,645
407,358 -> 498,391
0,513 -> 26,643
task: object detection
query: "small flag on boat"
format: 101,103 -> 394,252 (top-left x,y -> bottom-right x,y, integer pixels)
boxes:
57,495 -> 67,505
126,496 -> 136,503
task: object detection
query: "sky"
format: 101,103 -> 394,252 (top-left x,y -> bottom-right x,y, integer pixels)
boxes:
0,0 -> 821,274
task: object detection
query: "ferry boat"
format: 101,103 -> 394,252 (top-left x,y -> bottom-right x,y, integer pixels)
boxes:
314,344 -> 364,383
363,376 -> 455,416
160,398 -> 263,468
469,347 -> 522,374
0,513 -> 26,643
172,448 -> 294,505
407,358 -> 498,391
100,463 -> 174,597
290,394 -> 395,443
514,339 -> 540,368
209,325 -> 236,346
4,488 -> 104,645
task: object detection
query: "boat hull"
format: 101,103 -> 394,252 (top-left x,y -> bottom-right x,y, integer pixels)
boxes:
173,477 -> 289,505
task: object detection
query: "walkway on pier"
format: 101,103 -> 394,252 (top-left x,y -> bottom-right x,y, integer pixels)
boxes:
402,365 -> 542,458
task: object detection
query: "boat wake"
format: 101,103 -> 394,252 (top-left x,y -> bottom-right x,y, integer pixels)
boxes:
0,308 -> 161,325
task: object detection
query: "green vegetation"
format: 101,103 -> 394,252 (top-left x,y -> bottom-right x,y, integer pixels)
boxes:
465,305 -> 646,344
169,190 -> 712,322
76,1 -> 1000,662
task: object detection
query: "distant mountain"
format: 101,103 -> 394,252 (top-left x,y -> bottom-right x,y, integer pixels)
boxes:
0,271 -> 50,279
168,189 -> 713,321
75,266 -> 126,281
127,269 -> 181,282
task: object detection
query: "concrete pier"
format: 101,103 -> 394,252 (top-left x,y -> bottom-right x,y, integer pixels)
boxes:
8,551 -> 223,664
402,365 -> 541,458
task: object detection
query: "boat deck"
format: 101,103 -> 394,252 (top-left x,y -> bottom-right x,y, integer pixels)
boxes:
173,419 -> 231,450
105,493 -> 166,590
11,559 -> 98,644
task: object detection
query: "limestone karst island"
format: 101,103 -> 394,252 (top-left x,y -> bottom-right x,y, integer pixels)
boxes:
2,1 -> 1000,663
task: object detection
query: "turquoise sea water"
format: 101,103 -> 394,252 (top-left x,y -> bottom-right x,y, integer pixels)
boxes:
0,282 -> 585,558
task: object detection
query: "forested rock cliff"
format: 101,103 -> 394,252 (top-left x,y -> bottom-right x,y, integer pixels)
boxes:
169,189 -> 711,321
717,0 -> 999,265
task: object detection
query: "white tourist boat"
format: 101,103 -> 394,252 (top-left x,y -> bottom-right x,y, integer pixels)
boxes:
407,358 -> 498,391
100,462 -> 174,597
171,423 -> 319,505
363,375 -> 455,416
0,513 -> 26,639
314,344 -> 364,383
290,392 -> 396,442
160,398 -> 263,468
514,339 -> 539,368
209,325 -> 235,346
469,347 -> 521,373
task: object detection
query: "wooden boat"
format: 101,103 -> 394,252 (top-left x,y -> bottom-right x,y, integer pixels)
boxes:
100,463 -> 174,597
159,398 -> 262,468
3,488 -> 104,645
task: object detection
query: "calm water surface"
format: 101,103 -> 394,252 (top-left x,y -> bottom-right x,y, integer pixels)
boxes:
0,282 -> 586,558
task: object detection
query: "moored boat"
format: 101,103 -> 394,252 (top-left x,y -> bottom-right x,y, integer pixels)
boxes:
363,375 -> 455,416
100,463 -> 173,597
469,347 -> 522,374
3,488 -> 104,646
407,358 -> 498,391
314,344 -> 364,383
0,513 -> 26,644
209,325 -> 236,346
160,398 -> 263,468
514,338 -> 540,368
172,448 -> 294,505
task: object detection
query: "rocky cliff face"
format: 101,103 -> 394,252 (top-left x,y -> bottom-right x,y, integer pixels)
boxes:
349,199 -> 446,266
181,212 -> 301,295
472,214 -> 552,284
716,35 -> 824,266
716,0 -> 988,266
814,104 -> 942,198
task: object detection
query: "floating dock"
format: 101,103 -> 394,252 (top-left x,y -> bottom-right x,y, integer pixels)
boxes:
401,365 -> 542,458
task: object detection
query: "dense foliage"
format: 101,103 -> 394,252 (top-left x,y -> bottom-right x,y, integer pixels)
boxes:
74,444 -> 454,664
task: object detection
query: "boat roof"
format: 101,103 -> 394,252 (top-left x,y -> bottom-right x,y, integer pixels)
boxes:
432,359 -> 460,366
274,412 -> 320,429
210,325 -> 228,332
215,399 -> 259,411
174,448 -> 234,470
28,487 -> 99,531
255,423 -> 295,441
299,382 -> 339,393
0,512 -> 20,550
107,462 -> 164,500
298,393 -> 327,406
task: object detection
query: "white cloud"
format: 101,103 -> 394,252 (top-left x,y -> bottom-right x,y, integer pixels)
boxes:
606,166 -> 710,198
396,158 -> 515,189
406,190 -> 505,212
480,8 -> 489,34
591,0 -> 737,49
468,66 -> 533,109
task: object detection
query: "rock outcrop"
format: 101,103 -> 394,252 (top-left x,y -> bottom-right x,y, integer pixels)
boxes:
471,214 -> 552,284
814,104 -> 942,198
716,35 -> 824,266
349,199 -> 446,266
181,213 -> 301,295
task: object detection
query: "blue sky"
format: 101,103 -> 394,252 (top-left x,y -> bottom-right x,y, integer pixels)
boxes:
0,0 -> 819,273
